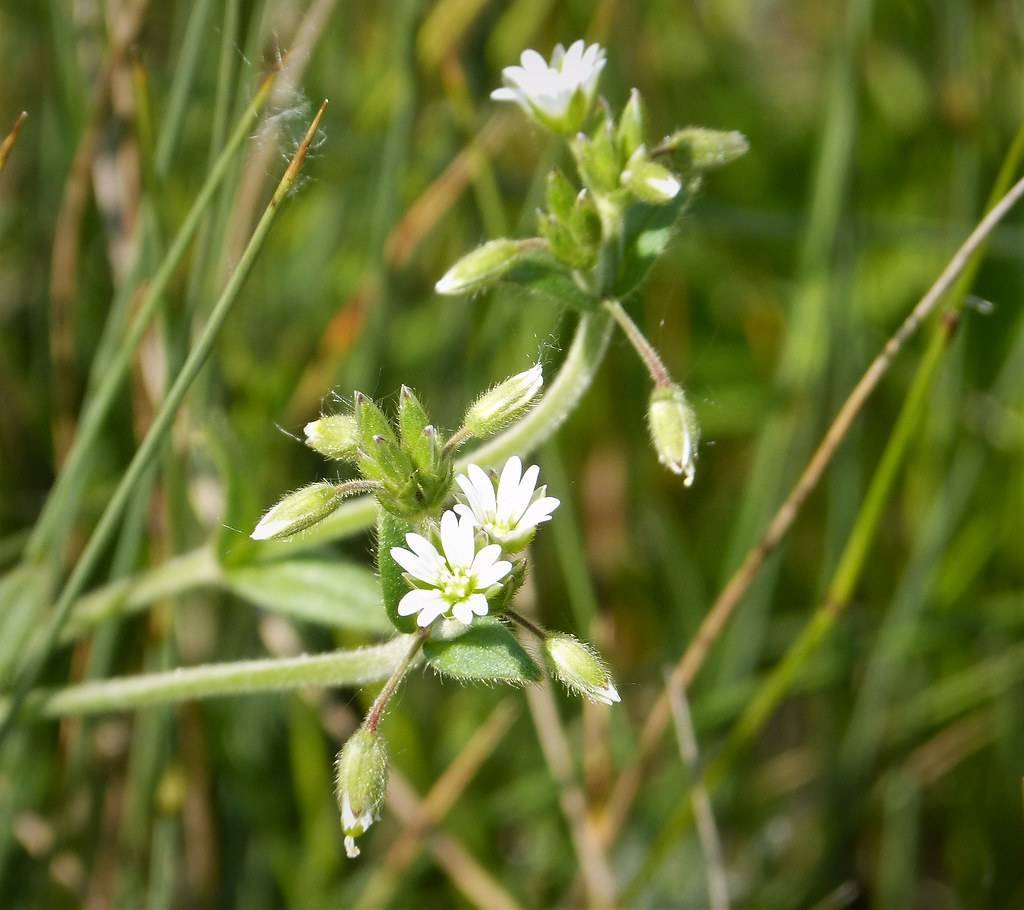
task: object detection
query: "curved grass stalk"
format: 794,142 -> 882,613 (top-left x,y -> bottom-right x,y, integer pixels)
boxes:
2,636 -> 416,721
601,170 -> 1024,850
26,73 -> 277,560
0,101 -> 329,746
618,155 -> 1024,904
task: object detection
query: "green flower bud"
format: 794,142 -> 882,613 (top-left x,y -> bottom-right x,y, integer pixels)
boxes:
398,385 -> 435,471
621,146 -> 681,204
435,239 -> 538,296
250,481 -> 345,540
538,211 -> 592,269
659,127 -> 749,171
571,122 -> 622,195
545,168 -> 577,223
461,364 -> 543,439
616,88 -> 646,161
543,634 -> 619,706
647,384 -> 700,486
335,728 -> 389,859
304,414 -> 358,461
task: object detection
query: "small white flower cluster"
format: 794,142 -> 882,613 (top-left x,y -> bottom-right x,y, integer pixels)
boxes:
390,456 -> 559,628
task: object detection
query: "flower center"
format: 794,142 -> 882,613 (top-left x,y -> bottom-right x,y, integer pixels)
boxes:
441,567 -> 474,602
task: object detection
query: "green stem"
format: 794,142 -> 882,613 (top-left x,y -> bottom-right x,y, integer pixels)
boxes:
2,636 -> 417,721
365,630 -> 428,732
59,309 -> 615,638
26,73 -> 276,560
603,299 -> 671,388
507,609 -> 547,641
0,101 -> 328,746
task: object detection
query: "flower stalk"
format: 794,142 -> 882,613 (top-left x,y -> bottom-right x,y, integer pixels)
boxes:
365,630 -> 429,733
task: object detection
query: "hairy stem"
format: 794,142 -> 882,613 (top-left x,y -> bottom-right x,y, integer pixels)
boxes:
365,630 -> 428,732
1,637 -> 416,721
603,298 -> 671,388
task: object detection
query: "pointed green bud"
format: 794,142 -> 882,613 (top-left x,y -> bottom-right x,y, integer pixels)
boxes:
304,414 -> 358,461
435,239 -> 539,296
543,634 -> 620,706
335,728 -> 389,859
398,385 -> 434,470
659,127 -> 749,171
647,384 -> 700,486
461,363 -> 543,439
545,168 -> 577,223
538,211 -> 592,269
354,391 -> 412,487
621,145 -> 681,204
251,482 -> 345,541
617,88 -> 646,160
354,391 -> 398,448
571,109 -> 622,194
568,190 -> 601,249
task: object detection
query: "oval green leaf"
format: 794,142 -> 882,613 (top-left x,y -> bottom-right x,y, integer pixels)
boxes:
424,621 -> 541,685
223,559 -> 390,633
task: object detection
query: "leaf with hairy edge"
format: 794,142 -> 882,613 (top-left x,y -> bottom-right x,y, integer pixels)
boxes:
223,560 -> 391,633
377,510 -> 419,633
613,187 -> 694,299
424,621 -> 541,685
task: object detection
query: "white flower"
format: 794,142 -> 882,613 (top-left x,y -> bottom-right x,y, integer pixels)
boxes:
454,456 -> 559,551
491,40 -> 606,134
390,510 -> 512,627
340,793 -> 374,858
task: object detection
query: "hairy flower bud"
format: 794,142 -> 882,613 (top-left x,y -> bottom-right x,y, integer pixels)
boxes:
543,634 -> 619,706
304,414 -> 358,461
616,88 -> 646,161
621,146 -> 681,204
461,364 -> 543,439
250,481 -> 344,540
647,384 -> 700,486
335,728 -> 389,858
435,239 -> 536,296
659,127 -> 749,171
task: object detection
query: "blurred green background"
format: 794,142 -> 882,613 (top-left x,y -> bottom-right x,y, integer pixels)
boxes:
1,0 -> 1023,907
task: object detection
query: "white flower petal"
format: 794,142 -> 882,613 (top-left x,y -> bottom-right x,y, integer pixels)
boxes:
496,456 -> 523,522
440,510 -> 475,569
490,87 -> 520,102
517,496 -> 560,531
405,533 -> 445,570
511,464 -> 540,520
390,546 -> 442,585
468,463 -> 498,516
398,588 -> 444,617
417,597 -> 450,627
467,593 -> 490,617
520,49 -> 547,72
475,559 -> 512,588
451,600 -> 474,625
470,543 -> 502,574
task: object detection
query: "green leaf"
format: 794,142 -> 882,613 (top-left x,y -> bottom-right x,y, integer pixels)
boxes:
377,510 -> 418,633
500,250 -> 596,311
614,187 -> 694,299
223,559 -> 391,633
424,620 -> 541,685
